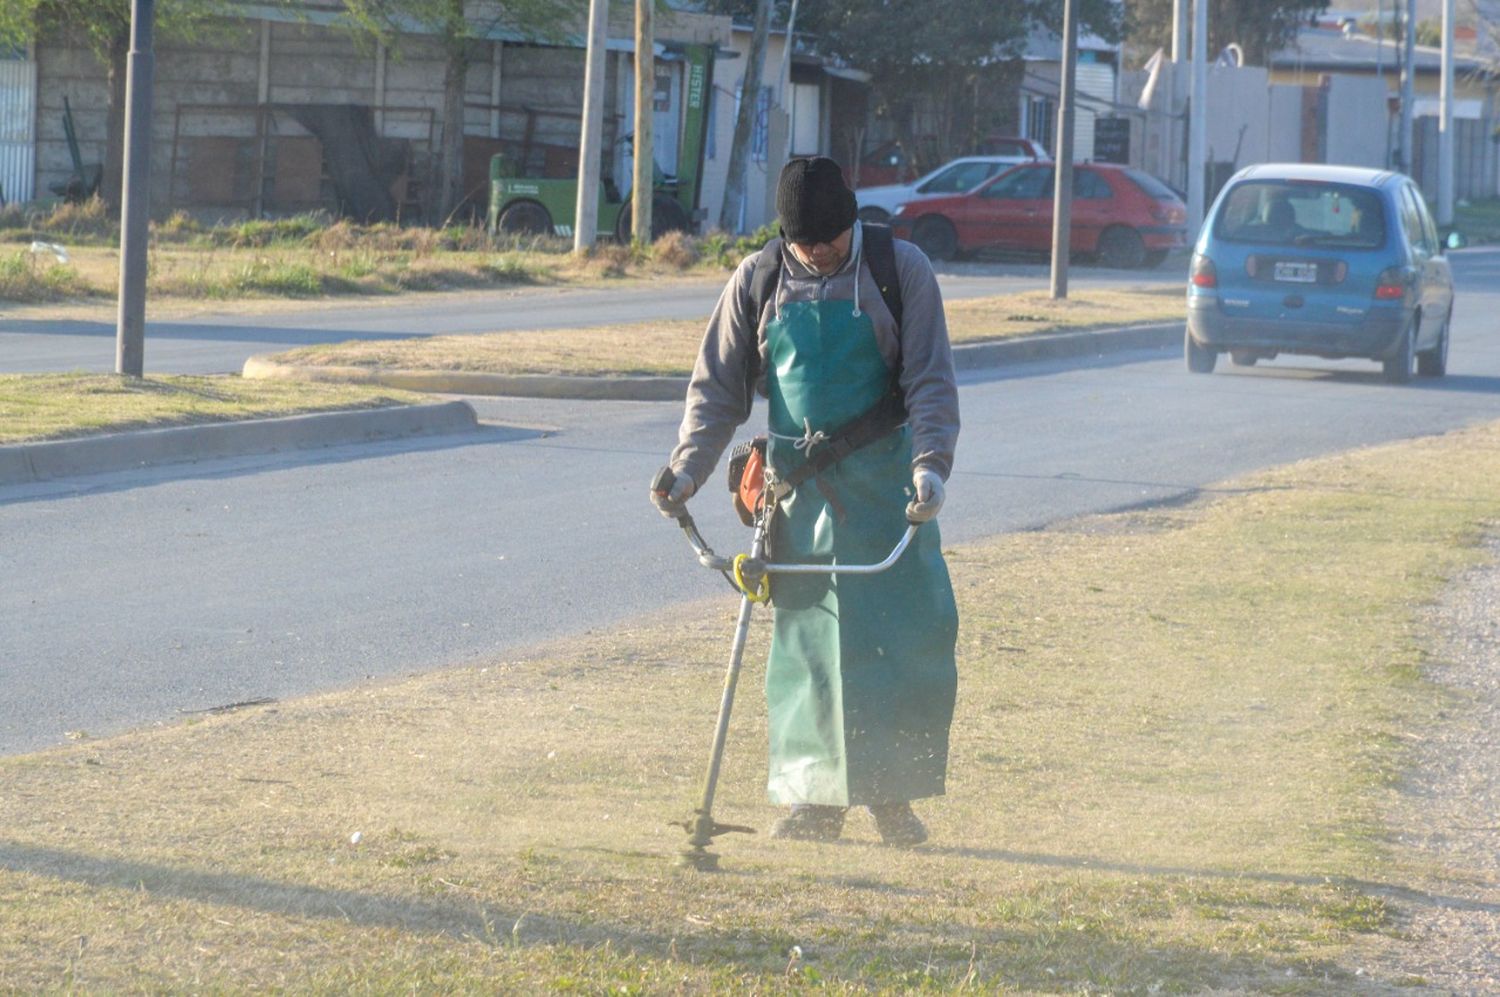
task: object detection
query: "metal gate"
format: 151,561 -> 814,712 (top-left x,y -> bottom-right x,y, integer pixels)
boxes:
0,45 -> 36,205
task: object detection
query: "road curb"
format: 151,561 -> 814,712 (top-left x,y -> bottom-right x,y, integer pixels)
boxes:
241,320 -> 1187,400
241,355 -> 687,401
4,322 -> 1183,486
0,400 -> 478,487
952,321 -> 1183,370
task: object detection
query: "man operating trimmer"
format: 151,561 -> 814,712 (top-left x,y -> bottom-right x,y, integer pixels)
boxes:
652,156 -> 959,847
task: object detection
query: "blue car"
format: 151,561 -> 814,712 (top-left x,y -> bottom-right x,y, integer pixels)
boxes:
1186,164 -> 1456,383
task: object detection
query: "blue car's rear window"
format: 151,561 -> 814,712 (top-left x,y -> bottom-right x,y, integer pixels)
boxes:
1214,181 -> 1386,248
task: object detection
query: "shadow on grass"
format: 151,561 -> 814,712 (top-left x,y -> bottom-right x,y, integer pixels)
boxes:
924,843 -> 1500,915
0,837 -> 1369,989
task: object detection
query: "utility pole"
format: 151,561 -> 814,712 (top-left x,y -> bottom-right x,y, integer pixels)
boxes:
1399,0 -> 1416,174
1438,0 -> 1455,224
1172,0 -> 1188,61
1187,0 -> 1207,236
115,0 -> 155,378
720,0 -> 772,232
776,0 -> 800,139
1049,0 -> 1078,300
573,0 -> 608,252
1170,0 -> 1188,192
632,0 -> 654,244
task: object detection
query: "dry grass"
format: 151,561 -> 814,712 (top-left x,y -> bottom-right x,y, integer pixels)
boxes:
0,374 -> 423,445
0,213 -> 769,309
265,288 -> 1183,378
5,419 -> 1500,990
943,285 -> 1183,341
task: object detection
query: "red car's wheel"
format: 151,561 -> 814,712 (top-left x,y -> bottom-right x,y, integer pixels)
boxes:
1097,225 -> 1146,269
911,216 -> 958,261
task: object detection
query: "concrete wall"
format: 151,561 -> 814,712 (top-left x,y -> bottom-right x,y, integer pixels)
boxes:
27,7 -> 731,226
1324,74 -> 1391,168
1128,60 -> 1392,193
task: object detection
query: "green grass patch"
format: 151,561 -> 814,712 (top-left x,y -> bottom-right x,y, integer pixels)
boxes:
0,373 -> 423,444
4,419 -> 1498,989
0,249 -> 97,303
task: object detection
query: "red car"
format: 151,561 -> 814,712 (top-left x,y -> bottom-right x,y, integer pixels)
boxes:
889,162 -> 1188,268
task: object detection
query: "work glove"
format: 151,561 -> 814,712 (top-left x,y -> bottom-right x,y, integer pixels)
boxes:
906,467 -> 945,523
650,465 -> 697,518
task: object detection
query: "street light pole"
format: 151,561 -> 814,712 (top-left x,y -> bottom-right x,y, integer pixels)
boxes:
1186,0 -> 1207,236
1049,0 -> 1078,299
1438,0 -> 1455,224
115,0 -> 155,378
1399,0 -> 1415,174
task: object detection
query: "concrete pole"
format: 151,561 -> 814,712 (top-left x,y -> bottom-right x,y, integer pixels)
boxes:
776,0 -> 800,144
1399,0 -> 1415,174
1049,0 -> 1078,300
632,0 -> 654,244
573,0 -> 608,252
115,0 -> 155,378
1172,0 -> 1188,62
1438,0 -> 1455,224
1187,0 -> 1207,235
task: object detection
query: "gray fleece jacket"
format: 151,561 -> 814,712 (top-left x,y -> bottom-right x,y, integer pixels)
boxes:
668,222 -> 959,491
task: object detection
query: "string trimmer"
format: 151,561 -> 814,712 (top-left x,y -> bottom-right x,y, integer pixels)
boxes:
653,451 -> 920,872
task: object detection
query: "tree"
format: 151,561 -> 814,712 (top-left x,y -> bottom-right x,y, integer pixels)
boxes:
718,0 -> 771,231
790,0 -> 1122,175
0,0 -> 250,209
1123,0 -> 1330,67
338,0 -> 582,226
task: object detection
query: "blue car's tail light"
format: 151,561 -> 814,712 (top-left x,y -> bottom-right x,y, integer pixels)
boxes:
1190,254 -> 1217,288
1374,266 -> 1407,300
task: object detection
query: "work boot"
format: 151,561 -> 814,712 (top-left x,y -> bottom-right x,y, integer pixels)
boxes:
870,802 -> 928,847
768,804 -> 847,841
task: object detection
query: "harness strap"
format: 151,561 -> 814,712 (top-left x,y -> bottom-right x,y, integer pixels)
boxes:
769,388 -> 909,499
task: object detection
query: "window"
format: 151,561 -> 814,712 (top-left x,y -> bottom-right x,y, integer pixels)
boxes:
1024,97 -> 1054,155
1124,169 -> 1176,200
917,160 -> 1006,195
1397,185 -> 1429,254
983,166 -> 1053,200
750,86 -> 772,163
1073,170 -> 1113,200
1213,180 -> 1386,248
1409,185 -> 1440,255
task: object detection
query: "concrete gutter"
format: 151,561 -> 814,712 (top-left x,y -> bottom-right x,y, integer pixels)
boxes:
241,320 -> 1186,400
0,401 -> 478,487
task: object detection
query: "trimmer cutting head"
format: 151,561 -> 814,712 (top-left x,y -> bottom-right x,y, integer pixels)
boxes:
671,811 -> 754,872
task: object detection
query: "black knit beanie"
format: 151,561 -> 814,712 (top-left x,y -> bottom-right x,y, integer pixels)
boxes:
776,156 -> 857,244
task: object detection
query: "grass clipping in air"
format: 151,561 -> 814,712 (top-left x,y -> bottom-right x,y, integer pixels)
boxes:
263,287 -> 1185,378
5,420 -> 1498,991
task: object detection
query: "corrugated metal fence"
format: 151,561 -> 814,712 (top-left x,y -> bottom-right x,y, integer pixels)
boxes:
0,48 -> 37,205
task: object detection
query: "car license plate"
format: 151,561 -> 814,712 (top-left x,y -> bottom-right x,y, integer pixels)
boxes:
1273,261 -> 1318,283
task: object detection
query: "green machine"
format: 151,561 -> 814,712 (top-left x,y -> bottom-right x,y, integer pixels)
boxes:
488,42 -> 715,241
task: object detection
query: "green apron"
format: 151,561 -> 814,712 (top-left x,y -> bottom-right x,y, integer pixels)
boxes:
763,296 -> 958,807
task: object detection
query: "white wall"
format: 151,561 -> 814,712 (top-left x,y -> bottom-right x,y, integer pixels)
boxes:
1325,74 -> 1391,168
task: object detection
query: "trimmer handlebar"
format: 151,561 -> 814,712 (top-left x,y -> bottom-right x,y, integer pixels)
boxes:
666,506 -> 921,578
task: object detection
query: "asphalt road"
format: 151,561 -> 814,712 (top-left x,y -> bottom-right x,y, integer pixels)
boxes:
3,249 -> 1499,755
0,257 -> 1181,375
